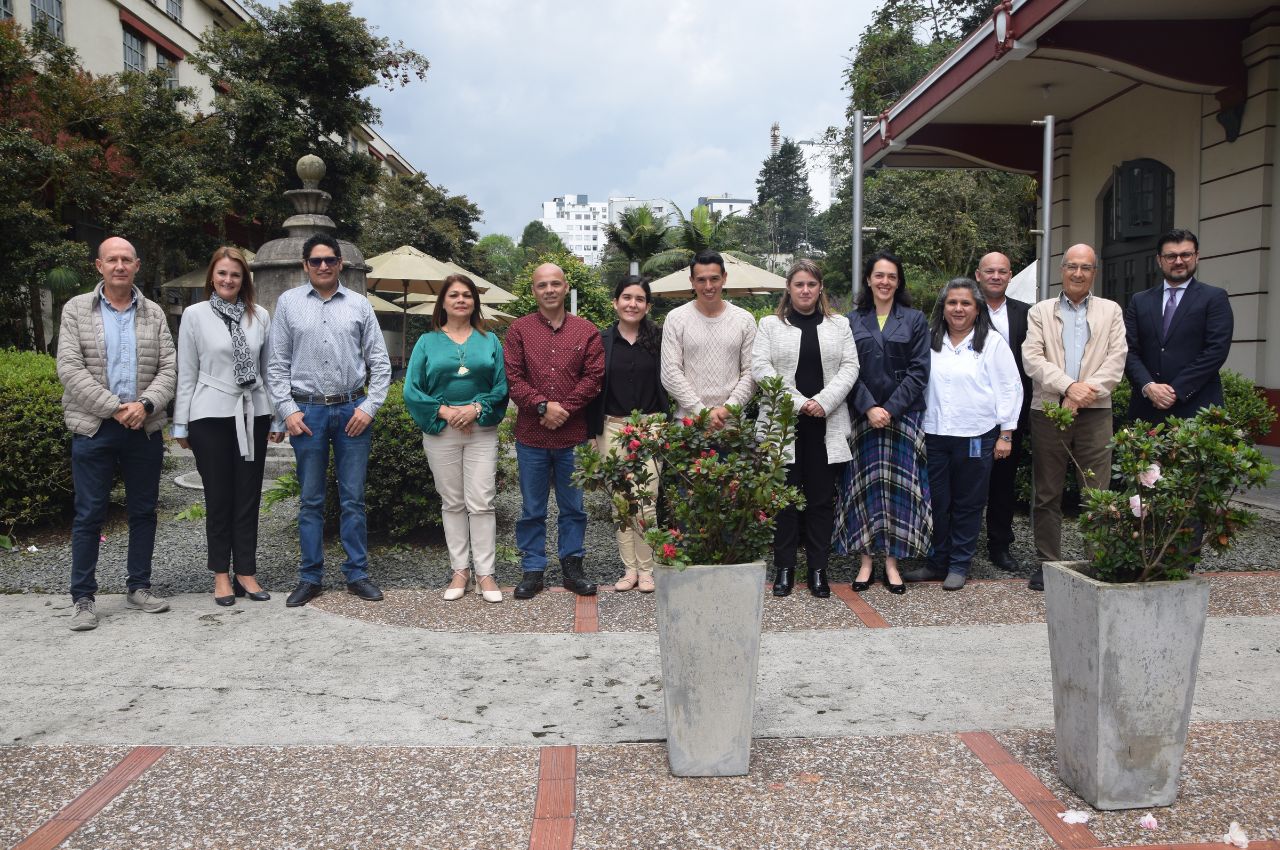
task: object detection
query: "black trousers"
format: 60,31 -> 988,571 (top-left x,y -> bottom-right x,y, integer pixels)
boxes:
188,415 -> 270,574
773,417 -> 840,573
985,426 -> 1023,555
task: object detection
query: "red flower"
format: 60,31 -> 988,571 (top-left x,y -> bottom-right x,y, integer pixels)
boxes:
622,425 -> 634,435
682,417 -> 694,427
628,439 -> 641,450
662,543 -> 678,559
626,453 -> 638,461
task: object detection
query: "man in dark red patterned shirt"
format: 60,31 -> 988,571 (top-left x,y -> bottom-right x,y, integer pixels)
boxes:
504,263 -> 606,599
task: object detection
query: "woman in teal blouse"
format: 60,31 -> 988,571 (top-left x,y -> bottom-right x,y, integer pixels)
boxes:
404,275 -> 510,602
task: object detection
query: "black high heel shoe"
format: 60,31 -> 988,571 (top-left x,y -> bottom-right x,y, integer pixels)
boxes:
808,567 -> 831,598
214,574 -> 235,607
883,570 -> 906,595
772,565 -> 795,597
851,566 -> 875,592
233,577 -> 272,602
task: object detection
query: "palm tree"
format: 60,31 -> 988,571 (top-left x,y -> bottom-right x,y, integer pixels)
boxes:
604,204 -> 669,275
644,203 -> 751,276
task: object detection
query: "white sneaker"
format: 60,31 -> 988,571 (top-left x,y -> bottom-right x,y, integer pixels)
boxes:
126,588 -> 170,613
69,598 -> 98,631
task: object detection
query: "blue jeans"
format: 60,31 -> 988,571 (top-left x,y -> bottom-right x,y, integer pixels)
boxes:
926,430 -> 997,577
291,400 -> 372,584
69,420 -> 164,600
515,442 -> 587,572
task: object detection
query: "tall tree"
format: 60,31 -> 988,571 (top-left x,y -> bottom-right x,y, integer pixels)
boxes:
190,0 -> 430,242
507,249 -> 614,329
754,139 -> 814,254
604,204 -> 669,275
358,172 -> 481,260
470,234 -> 524,290
518,220 -> 567,260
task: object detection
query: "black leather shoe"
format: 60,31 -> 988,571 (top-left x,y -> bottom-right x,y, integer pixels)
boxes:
901,566 -> 948,583
515,570 -> 545,599
233,577 -> 271,602
884,572 -> 907,595
772,565 -> 795,597
347,578 -> 384,601
1027,566 -> 1045,592
214,592 -> 235,607
561,556 -> 597,596
807,567 -> 831,598
285,581 -> 322,608
990,549 -> 1021,571
851,567 -> 874,592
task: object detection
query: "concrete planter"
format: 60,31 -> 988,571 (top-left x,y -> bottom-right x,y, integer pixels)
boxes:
655,561 -> 765,777
1043,561 -> 1210,809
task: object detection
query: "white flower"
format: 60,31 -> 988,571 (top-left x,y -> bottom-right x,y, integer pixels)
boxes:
1139,813 -> 1158,829
1057,810 -> 1090,825
1223,821 -> 1249,848
1129,494 -> 1148,518
1138,464 -> 1162,488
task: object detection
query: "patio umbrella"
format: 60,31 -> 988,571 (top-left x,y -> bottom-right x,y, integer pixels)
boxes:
161,249 -> 257,290
648,253 -> 786,299
364,292 -> 404,313
364,245 -> 456,365
405,299 -> 517,327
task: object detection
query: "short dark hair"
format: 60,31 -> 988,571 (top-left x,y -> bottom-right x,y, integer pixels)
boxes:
302,233 -> 342,260
856,250 -> 913,312
689,249 -> 726,276
431,274 -> 488,333
1157,228 -> 1199,254
929,278 -> 990,353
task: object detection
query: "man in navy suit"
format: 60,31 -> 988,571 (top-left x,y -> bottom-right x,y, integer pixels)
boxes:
976,252 -> 1032,574
1124,228 -> 1233,424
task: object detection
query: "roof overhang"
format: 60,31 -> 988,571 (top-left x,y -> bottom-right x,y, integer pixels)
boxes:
862,0 -> 1264,174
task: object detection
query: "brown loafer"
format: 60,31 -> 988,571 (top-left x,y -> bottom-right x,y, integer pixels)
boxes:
637,572 -> 655,593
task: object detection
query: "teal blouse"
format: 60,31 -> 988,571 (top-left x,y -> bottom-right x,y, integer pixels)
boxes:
403,329 -> 509,435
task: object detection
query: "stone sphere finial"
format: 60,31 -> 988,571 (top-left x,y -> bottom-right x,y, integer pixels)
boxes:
296,154 -> 326,189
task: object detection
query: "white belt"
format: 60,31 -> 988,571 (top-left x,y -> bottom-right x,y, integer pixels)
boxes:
197,371 -> 259,462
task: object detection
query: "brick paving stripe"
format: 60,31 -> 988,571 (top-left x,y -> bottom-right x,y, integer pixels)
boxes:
13,745 -> 168,850
830,583 -> 892,627
958,731 -> 1100,850
574,593 -> 599,633
530,745 -> 577,850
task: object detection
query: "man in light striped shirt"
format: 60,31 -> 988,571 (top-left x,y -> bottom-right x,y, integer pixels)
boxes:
267,233 -> 392,608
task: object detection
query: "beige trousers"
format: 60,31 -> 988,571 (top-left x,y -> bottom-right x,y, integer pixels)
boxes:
423,425 -> 499,576
596,418 -> 658,574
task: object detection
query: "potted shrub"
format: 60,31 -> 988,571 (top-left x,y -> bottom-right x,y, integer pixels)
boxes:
575,377 -> 801,776
1041,403 -> 1273,809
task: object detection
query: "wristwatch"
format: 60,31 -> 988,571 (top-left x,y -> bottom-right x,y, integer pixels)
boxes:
536,401 -> 549,416
141,398 -> 155,414
998,434 -> 1012,443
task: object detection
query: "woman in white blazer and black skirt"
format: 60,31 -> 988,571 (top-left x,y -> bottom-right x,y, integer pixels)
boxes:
174,247 -> 280,606
751,260 -> 860,597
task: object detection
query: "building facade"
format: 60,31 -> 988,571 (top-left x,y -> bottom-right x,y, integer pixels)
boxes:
698,194 -> 753,220
541,194 -> 609,265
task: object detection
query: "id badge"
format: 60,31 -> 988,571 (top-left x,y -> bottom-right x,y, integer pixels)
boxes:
970,437 -> 982,458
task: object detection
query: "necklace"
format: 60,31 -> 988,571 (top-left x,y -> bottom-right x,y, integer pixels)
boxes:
445,326 -> 472,376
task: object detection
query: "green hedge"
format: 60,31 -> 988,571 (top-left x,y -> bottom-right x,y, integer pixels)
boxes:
0,349 -> 73,531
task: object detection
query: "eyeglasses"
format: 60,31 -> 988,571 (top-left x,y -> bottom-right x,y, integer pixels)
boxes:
1159,251 -> 1197,262
1062,263 -> 1096,274
305,256 -> 341,268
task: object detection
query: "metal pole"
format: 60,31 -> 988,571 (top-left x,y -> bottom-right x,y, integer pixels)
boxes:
1032,114 -> 1055,301
851,109 -> 864,299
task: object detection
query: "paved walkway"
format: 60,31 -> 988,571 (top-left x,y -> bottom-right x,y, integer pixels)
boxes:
2,573 -> 1278,849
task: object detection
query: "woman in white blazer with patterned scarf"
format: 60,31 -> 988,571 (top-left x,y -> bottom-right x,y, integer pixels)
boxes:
751,260 -> 860,598
173,247 -> 280,606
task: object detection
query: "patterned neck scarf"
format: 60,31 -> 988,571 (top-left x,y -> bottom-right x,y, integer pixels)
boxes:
208,294 -> 257,387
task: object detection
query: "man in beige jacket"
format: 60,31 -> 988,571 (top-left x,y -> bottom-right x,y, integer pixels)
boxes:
1022,243 -> 1127,591
57,236 -> 176,631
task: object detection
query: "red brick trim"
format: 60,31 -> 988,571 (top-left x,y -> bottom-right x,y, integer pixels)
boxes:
13,746 -> 169,850
958,731 -> 1100,849
830,583 -> 892,628
118,9 -> 185,60
574,594 -> 599,633
530,745 -> 576,850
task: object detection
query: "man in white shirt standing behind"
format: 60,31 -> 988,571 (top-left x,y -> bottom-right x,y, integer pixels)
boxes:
976,252 -> 1033,575
660,250 -> 757,427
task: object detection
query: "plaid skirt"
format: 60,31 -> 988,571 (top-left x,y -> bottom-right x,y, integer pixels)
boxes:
832,410 -> 933,558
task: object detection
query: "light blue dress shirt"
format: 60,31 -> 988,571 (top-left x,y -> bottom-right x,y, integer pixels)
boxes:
1058,292 -> 1091,381
100,289 -> 138,402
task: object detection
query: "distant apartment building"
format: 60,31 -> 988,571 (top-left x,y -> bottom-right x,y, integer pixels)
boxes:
606,196 -> 671,225
541,194 -> 609,265
698,194 -> 753,220
7,0 -> 415,178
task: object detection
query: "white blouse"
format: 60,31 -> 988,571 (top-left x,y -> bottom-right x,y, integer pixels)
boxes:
923,329 -> 1023,436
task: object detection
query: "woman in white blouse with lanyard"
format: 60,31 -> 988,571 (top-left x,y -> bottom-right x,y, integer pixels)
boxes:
917,278 -> 1022,591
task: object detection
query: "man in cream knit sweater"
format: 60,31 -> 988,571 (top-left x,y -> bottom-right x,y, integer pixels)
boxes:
660,250 -> 757,428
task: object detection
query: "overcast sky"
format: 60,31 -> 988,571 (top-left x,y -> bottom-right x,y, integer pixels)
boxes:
357,0 -> 881,238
